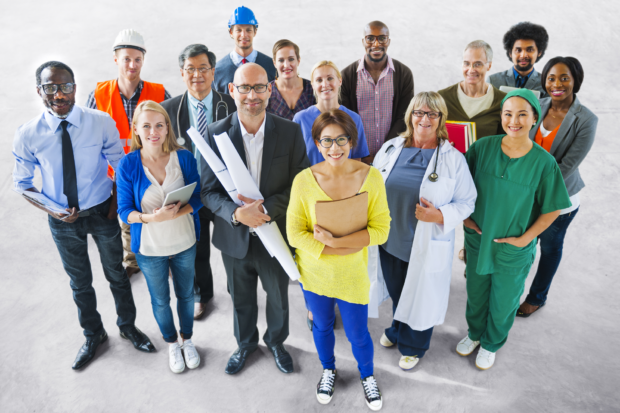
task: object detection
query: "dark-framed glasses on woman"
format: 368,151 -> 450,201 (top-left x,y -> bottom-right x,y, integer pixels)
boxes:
412,110 -> 441,119
319,136 -> 350,148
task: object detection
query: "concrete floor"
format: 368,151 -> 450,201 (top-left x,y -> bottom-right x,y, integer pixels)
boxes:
1,1 -> 619,412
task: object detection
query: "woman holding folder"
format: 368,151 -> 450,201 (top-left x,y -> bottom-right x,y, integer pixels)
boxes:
287,109 -> 390,410
116,101 -> 203,374
371,92 -> 476,370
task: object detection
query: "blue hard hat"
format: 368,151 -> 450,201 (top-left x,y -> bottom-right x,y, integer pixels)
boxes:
228,6 -> 258,28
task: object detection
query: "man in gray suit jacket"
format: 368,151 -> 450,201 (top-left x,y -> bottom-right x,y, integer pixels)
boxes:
200,63 -> 310,375
488,22 -> 549,98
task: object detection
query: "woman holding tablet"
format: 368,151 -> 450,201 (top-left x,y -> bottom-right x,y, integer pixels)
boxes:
116,100 -> 203,374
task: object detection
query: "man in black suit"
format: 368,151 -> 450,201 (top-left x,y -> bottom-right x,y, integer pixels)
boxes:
200,63 -> 309,375
161,44 -> 236,320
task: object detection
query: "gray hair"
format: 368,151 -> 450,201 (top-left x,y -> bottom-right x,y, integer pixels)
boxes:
464,40 -> 493,62
178,44 -> 217,69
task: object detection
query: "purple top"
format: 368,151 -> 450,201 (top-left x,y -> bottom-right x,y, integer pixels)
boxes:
266,78 -> 316,121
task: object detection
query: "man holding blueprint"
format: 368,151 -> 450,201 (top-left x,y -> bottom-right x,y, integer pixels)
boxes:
200,63 -> 309,375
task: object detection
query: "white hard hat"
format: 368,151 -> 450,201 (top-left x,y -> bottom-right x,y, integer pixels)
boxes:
113,29 -> 146,53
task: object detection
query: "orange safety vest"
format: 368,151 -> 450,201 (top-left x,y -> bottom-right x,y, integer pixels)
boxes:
94,79 -> 166,178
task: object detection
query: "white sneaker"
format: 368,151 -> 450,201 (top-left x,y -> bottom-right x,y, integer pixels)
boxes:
361,375 -> 383,411
169,342 -> 185,374
182,339 -> 201,369
379,333 -> 394,348
475,347 -> 496,370
456,335 -> 480,356
398,355 -> 419,370
316,369 -> 336,404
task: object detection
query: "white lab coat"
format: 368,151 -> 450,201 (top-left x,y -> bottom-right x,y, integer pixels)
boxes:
367,137 -> 477,330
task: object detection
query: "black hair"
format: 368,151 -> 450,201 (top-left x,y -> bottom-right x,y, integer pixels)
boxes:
35,61 -> 75,85
178,44 -> 217,69
502,22 -> 549,62
540,56 -> 584,94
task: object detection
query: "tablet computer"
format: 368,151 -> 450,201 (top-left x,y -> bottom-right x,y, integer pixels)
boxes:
161,182 -> 197,208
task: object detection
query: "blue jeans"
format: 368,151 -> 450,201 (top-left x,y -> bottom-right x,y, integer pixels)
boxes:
48,198 -> 136,338
379,247 -> 434,357
136,244 -> 196,343
302,286 -> 374,379
525,208 -> 579,306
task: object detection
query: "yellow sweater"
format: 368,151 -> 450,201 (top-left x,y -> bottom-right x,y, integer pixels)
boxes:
287,167 -> 391,304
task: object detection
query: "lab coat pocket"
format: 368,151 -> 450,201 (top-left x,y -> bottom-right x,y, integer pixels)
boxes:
425,239 -> 452,273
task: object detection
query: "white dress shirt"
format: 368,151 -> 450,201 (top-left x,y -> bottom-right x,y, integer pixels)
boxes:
238,113 -> 267,232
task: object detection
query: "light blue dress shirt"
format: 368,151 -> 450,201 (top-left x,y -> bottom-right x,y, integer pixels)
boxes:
187,91 -> 213,176
12,105 -> 125,210
230,49 -> 258,67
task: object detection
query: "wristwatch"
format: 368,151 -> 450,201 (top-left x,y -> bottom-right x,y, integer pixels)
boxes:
231,211 -> 240,226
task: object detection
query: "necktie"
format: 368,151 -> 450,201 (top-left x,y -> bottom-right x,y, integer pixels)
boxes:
241,58 -> 247,64
516,75 -> 526,88
60,120 -> 79,210
197,101 -> 208,138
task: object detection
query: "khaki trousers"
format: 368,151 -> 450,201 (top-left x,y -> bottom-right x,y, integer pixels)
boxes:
118,216 -> 138,269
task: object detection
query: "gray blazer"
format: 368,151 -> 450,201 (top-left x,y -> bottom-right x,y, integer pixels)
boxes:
488,68 -> 546,98
530,96 -> 598,196
200,112 -> 310,259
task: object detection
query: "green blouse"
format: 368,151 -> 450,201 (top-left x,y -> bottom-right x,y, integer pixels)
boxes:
464,135 -> 571,274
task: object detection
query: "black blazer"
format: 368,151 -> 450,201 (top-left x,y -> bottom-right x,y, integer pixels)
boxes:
200,112 -> 310,259
161,90 -> 237,152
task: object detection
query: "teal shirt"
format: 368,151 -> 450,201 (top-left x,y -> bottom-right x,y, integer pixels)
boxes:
187,91 -> 213,176
465,135 -> 571,274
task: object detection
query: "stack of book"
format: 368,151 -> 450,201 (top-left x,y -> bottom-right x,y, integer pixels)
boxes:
446,121 -> 477,153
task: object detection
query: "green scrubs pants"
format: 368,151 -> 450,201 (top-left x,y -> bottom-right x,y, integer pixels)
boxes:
465,251 -> 531,353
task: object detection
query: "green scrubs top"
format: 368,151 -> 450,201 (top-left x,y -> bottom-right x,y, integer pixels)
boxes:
465,135 -> 571,275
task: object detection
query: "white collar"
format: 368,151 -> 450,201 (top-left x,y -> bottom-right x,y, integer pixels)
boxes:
238,112 -> 266,138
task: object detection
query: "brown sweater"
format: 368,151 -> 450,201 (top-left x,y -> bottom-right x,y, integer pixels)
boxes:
341,57 -> 414,142
438,83 -> 507,140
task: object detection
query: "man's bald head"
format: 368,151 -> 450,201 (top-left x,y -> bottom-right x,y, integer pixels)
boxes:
364,20 -> 389,36
233,62 -> 268,85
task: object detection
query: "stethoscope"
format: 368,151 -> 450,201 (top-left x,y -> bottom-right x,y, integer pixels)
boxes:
380,143 -> 441,182
176,90 -> 229,146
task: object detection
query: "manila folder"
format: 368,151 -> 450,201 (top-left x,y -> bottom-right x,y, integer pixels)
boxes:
315,192 -> 368,238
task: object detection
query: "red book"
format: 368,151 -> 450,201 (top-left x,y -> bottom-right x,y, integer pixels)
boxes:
446,122 -> 469,153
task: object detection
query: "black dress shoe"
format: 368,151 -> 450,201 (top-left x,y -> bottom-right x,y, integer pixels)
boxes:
120,326 -> 156,353
225,347 -> 257,375
269,343 -> 294,373
72,330 -> 108,370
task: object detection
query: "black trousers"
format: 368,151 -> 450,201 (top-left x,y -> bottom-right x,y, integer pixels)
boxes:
194,207 -> 214,303
221,236 -> 290,350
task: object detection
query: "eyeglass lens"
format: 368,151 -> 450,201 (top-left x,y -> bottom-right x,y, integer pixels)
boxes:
364,35 -> 389,44
320,136 -> 350,148
41,83 -> 75,95
185,67 -> 212,74
413,111 -> 441,119
236,84 -> 268,94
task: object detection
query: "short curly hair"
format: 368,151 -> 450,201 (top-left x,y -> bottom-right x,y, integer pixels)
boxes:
502,22 -> 549,62
540,56 -> 584,95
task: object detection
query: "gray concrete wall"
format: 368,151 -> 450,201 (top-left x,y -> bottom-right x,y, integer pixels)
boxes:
1,1 -> 618,412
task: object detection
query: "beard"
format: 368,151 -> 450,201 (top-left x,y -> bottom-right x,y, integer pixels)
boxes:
367,47 -> 386,63
240,97 -> 267,117
515,59 -> 534,73
45,99 -> 75,119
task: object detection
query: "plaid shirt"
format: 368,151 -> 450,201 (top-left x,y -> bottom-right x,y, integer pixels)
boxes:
356,56 -> 394,157
86,80 -> 171,126
266,78 -> 315,121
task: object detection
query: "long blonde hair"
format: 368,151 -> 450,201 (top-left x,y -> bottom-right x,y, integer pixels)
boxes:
401,92 -> 449,148
310,60 -> 342,102
130,100 -> 183,153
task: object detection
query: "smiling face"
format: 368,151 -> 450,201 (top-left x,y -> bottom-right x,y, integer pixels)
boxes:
462,47 -> 490,87
363,25 -> 390,63
510,39 -> 541,73
181,53 -> 214,100
312,66 -> 341,103
38,67 -> 76,118
274,46 -> 299,80
230,63 -> 271,117
545,62 -> 574,102
412,105 -> 440,141
501,97 -> 537,139
134,110 -> 168,150
315,123 -> 351,165
230,24 -> 256,51
114,48 -> 144,82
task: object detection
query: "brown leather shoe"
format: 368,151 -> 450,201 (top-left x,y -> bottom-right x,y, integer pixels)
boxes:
194,303 -> 207,320
126,267 -> 141,278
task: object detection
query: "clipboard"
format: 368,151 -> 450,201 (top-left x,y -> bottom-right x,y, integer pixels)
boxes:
315,192 -> 368,237
161,182 -> 197,208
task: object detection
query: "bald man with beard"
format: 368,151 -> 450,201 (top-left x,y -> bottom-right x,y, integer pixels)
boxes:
200,63 -> 310,375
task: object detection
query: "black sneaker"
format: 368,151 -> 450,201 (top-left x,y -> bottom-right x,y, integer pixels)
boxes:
316,369 -> 337,404
361,375 -> 383,411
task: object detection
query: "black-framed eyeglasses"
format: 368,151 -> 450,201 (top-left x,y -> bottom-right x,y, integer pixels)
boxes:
38,83 -> 76,95
232,84 -> 269,94
184,67 -> 213,75
364,35 -> 389,45
319,136 -> 350,148
412,110 -> 441,120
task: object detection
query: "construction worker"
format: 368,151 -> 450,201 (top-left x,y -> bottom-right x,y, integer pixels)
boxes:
212,6 -> 276,94
86,29 -> 171,278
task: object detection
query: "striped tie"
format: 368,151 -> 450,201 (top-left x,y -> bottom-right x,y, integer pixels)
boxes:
197,101 -> 208,138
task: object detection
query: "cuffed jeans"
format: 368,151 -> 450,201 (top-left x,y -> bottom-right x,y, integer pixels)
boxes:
379,247 -> 434,357
136,244 -> 196,343
302,286 -> 374,379
48,198 -> 136,338
525,208 -> 579,306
